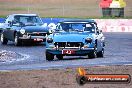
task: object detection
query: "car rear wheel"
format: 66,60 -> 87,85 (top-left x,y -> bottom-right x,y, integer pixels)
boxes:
97,48 -> 104,58
56,55 -> 63,60
1,32 -> 8,45
46,51 -> 54,61
14,33 -> 22,46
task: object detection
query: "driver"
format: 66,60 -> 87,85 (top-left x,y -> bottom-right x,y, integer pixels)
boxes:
27,17 -> 34,23
14,16 -> 20,23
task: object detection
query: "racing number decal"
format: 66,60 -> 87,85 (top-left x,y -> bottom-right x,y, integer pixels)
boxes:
62,50 -> 75,54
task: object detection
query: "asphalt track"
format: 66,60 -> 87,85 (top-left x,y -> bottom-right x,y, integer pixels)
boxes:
0,32 -> 132,70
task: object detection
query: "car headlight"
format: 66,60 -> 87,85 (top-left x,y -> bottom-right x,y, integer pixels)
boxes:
49,29 -> 55,34
85,38 -> 92,43
47,37 -> 53,43
20,29 -> 25,34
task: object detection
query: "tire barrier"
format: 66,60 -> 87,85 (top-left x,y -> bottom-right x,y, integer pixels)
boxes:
99,0 -> 126,17
100,0 -> 112,17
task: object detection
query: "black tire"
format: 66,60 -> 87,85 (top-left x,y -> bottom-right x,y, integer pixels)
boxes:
76,76 -> 87,85
14,33 -> 22,46
102,8 -> 111,17
97,48 -> 104,58
88,48 -> 97,59
46,51 -> 54,61
111,8 -> 121,17
56,55 -> 63,60
0,32 -> 8,45
119,8 -> 124,17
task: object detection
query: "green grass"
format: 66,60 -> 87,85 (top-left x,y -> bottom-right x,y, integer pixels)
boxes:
0,15 -> 6,18
7,8 -> 27,11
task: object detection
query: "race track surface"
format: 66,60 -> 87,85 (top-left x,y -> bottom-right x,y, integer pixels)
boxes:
0,33 -> 132,70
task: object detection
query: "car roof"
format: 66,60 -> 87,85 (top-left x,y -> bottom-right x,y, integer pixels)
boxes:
59,19 -> 96,24
11,14 -> 38,16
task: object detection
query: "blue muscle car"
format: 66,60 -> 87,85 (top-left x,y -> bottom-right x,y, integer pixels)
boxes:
0,14 -> 49,46
46,19 -> 105,61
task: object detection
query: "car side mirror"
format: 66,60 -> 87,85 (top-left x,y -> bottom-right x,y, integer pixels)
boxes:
97,30 -> 100,34
97,30 -> 102,34
100,30 -> 102,33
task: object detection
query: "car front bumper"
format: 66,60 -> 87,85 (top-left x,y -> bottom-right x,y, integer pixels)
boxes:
19,36 -> 46,42
46,48 -> 94,55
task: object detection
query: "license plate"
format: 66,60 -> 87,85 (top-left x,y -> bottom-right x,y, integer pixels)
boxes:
62,50 -> 75,54
34,38 -> 43,41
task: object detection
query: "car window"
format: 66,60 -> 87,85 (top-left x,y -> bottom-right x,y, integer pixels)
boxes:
14,16 -> 43,25
59,22 -> 96,33
84,24 -> 95,33
72,24 -> 83,31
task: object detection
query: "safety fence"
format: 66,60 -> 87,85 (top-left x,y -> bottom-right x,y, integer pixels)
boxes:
0,18 -> 132,32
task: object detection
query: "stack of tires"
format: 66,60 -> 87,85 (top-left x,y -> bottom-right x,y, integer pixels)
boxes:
110,0 -> 126,17
99,0 -> 126,17
100,0 -> 113,17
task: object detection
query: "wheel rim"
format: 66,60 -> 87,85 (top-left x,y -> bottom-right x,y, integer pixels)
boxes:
102,48 -> 104,55
94,51 -> 97,58
15,35 -> 18,45
1,33 -> 4,42
102,49 -> 104,54
94,48 -> 97,58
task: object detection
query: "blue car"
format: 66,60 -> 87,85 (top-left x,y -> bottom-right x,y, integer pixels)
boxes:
46,19 -> 105,61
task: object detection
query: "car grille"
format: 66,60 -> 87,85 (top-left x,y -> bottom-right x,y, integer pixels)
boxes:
27,32 -> 47,36
54,42 -> 84,48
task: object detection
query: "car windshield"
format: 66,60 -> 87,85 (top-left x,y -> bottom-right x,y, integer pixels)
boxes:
58,22 -> 96,33
14,15 -> 43,26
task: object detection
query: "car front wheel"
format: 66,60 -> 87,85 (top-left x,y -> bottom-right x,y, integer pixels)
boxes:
97,48 -> 104,58
88,48 -> 97,59
1,32 -> 8,45
46,51 -> 54,61
56,55 -> 63,60
14,33 -> 22,46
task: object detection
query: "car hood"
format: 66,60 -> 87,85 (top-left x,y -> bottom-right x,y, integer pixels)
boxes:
22,26 -> 48,33
53,32 -> 93,42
